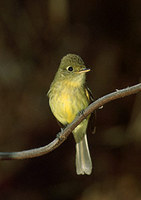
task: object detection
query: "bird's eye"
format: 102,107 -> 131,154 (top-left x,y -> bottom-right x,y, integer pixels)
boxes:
67,66 -> 73,72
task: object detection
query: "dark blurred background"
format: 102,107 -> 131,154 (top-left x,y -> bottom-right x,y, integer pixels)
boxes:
0,0 -> 141,199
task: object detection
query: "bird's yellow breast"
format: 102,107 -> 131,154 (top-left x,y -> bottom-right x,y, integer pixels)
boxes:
49,80 -> 90,125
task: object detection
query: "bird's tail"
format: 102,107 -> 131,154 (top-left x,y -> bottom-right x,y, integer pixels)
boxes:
76,134 -> 92,175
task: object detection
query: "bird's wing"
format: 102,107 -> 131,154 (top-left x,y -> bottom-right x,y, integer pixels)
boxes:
85,86 -> 96,134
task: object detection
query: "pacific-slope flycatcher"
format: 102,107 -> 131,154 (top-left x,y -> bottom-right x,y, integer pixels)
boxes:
48,54 -> 94,175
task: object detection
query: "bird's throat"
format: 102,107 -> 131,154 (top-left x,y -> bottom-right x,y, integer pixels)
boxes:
62,74 -> 85,88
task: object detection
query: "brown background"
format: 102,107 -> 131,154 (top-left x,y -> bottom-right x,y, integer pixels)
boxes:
0,0 -> 141,199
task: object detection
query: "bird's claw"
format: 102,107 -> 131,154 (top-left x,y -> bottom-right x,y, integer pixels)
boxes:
56,128 -> 65,140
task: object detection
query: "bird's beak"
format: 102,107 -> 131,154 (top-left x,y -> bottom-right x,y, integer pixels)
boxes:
78,68 -> 91,73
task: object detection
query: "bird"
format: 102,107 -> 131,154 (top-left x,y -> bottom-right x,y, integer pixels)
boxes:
47,53 -> 95,175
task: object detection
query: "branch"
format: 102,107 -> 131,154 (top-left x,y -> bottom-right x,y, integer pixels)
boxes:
0,83 -> 141,160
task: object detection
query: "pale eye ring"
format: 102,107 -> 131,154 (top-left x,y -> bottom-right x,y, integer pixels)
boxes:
67,66 -> 73,72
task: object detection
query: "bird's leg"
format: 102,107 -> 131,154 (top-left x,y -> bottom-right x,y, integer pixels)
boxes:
78,109 -> 87,118
78,109 -> 84,115
56,126 -> 68,140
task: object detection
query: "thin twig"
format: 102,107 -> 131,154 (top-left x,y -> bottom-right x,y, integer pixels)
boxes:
0,83 -> 141,160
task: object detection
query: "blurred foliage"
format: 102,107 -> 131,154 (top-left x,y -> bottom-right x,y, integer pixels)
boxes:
0,0 -> 141,199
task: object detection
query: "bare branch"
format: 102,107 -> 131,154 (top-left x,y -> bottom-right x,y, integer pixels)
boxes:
0,83 -> 141,160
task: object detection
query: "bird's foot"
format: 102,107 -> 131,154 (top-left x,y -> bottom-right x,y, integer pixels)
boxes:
56,128 -> 65,140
